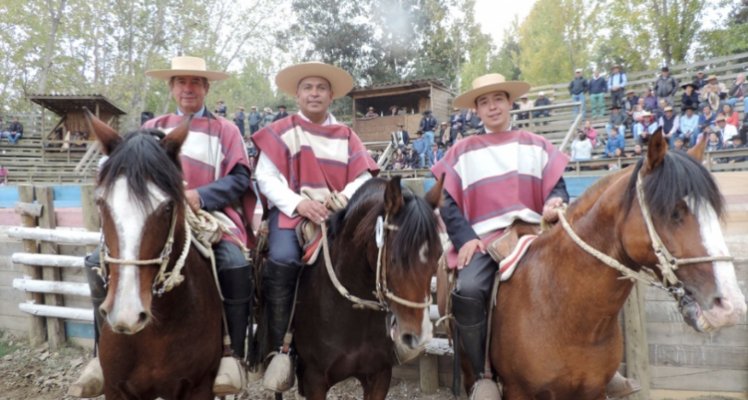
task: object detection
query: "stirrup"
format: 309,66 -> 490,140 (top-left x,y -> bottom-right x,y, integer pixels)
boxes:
605,371 -> 641,399
469,378 -> 502,400
213,356 -> 247,396
68,357 -> 104,398
262,351 -> 295,393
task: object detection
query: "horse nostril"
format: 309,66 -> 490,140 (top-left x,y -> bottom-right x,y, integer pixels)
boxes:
138,311 -> 149,325
99,307 -> 108,319
401,333 -> 419,349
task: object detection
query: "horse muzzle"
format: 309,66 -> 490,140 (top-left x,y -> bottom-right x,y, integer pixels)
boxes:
679,292 -> 746,333
387,311 -> 432,364
101,303 -> 152,335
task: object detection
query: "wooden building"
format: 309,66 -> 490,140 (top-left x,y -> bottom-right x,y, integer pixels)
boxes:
349,80 -> 453,143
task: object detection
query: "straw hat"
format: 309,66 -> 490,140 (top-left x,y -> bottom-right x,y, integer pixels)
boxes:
145,56 -> 229,81
715,114 -> 726,123
275,61 -> 353,99
454,73 -> 530,109
707,75 -> 718,81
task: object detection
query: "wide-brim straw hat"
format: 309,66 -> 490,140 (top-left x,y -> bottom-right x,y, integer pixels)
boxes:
275,62 -> 353,99
453,73 -> 530,109
707,75 -> 718,81
145,56 -> 229,81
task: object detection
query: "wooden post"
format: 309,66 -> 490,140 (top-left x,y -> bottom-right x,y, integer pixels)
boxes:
419,354 -> 439,394
622,281 -> 651,400
36,185 -> 66,349
18,185 -> 46,346
80,184 -> 99,232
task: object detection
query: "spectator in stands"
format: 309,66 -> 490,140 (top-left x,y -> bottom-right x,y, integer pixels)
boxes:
633,111 -> 656,144
0,164 -> 7,185
654,66 -> 679,106
608,64 -> 627,108
632,98 -> 647,122
533,92 -> 552,121
516,94 -> 532,127
629,144 -> 643,158
725,135 -> 747,163
431,143 -> 445,162
604,124 -> 626,158
716,114 -> 738,144
643,88 -> 658,111
272,105 -> 288,122
706,130 -> 722,153
214,99 -> 227,117
569,68 -> 588,118
701,75 -> 726,111
623,90 -> 638,127
673,137 -> 686,151
654,99 -> 669,121
405,144 -> 419,169
699,104 -> 717,134
365,106 -> 378,118
693,70 -> 707,92
419,111 -> 437,166
680,105 -> 700,147
582,119 -> 598,147
248,106 -> 262,135
233,106 -> 246,137
680,83 -> 699,112
570,130 -> 593,161
7,116 -> 23,145
390,147 -> 406,170
727,73 -> 747,119
391,124 -> 409,147
660,106 -> 680,148
388,105 -> 399,116
262,107 -> 275,127
438,121 -> 449,145
449,107 -> 464,139
588,69 -> 607,118
606,104 -> 626,139
412,130 -> 429,168
722,103 -> 740,127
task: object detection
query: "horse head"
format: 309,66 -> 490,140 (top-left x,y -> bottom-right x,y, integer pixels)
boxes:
617,130 -> 746,332
87,110 -> 192,335
379,176 -> 444,354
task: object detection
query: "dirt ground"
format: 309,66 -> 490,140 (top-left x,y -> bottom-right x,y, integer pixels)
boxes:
0,330 -> 454,400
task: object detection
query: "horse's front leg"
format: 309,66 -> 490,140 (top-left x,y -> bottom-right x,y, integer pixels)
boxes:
298,366 -> 330,400
359,369 -> 392,400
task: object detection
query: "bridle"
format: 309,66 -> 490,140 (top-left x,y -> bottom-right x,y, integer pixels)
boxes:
321,213 -> 432,312
557,169 -> 733,298
97,206 -> 192,297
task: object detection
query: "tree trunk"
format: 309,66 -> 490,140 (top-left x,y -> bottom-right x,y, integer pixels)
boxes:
36,0 -> 67,93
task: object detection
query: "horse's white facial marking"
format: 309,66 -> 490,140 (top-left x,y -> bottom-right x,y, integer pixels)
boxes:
106,177 -> 168,331
418,242 -> 429,264
691,199 -> 747,327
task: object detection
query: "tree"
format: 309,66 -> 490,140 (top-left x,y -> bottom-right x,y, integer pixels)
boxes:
698,1 -> 748,57
650,0 -> 705,65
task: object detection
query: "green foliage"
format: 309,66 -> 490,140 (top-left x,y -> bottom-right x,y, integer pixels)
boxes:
697,1 -> 748,57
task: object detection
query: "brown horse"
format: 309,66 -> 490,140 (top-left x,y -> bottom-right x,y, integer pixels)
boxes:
441,132 -> 746,399
292,177 -> 443,399
89,115 -> 222,399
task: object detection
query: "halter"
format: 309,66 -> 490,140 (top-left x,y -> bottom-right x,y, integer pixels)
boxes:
557,169 -> 733,297
321,213 -> 432,312
97,206 -> 192,296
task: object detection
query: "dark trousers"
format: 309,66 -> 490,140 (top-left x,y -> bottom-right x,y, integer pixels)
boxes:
266,208 -> 301,266
455,252 -> 497,306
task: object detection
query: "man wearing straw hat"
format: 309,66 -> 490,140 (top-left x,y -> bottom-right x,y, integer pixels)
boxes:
252,61 -> 379,393
431,73 -> 639,399
69,56 -> 256,398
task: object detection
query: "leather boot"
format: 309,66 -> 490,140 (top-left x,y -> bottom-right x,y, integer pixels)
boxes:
214,264 -> 253,396
261,260 -> 300,393
452,292 -> 501,400
68,253 -> 106,398
606,371 -> 641,399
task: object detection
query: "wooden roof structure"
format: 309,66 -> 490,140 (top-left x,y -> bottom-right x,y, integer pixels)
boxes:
27,94 -> 126,117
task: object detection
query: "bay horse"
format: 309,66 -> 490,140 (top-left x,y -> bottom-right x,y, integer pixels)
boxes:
292,176 -> 443,399
89,113 -> 223,399
440,131 -> 746,399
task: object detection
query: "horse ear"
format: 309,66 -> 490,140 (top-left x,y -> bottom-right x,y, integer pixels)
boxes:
643,127 -> 667,173
161,114 -> 192,160
687,133 -> 707,162
384,176 -> 404,216
424,173 -> 444,209
84,107 -> 121,155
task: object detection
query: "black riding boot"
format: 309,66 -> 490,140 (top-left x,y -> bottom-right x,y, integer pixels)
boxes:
219,264 -> 254,358
452,292 -> 501,399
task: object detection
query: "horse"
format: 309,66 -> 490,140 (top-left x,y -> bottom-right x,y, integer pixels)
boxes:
291,176 -> 444,399
439,131 -> 746,399
88,113 -> 223,399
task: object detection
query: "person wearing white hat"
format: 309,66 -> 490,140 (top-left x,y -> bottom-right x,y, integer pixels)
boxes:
252,61 -> 379,393
569,68 -> 588,118
69,56 -> 256,398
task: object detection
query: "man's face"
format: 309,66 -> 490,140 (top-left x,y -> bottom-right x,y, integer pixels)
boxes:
296,76 -> 333,119
475,91 -> 511,132
665,110 -> 673,118
170,75 -> 209,114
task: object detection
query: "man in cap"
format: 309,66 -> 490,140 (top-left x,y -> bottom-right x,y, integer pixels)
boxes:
272,105 -> 289,122
569,68 -> 589,118
608,64 -> 628,108
248,106 -> 262,135
659,106 -> 680,148
693,70 -> 707,92
533,91 -> 552,120
653,66 -> 679,106
69,56 -> 256,397
252,61 -> 379,393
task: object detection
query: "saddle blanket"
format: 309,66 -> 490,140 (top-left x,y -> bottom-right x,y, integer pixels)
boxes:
498,234 -> 537,281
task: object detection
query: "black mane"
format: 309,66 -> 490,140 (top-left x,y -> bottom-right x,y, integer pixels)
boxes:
624,150 -> 724,220
98,130 -> 185,210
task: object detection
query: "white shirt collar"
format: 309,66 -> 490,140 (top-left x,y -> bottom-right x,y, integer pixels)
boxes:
298,111 -> 338,126
176,106 -> 207,117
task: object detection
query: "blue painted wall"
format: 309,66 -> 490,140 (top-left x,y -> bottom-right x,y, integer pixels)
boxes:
0,185 -> 82,208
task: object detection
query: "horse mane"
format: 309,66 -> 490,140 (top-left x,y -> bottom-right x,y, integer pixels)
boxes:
623,151 -> 724,220
98,130 -> 185,211
330,177 -> 441,269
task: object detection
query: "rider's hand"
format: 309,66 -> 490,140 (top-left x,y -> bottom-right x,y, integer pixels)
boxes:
456,239 -> 486,270
542,197 -> 564,223
185,189 -> 202,212
296,199 -> 329,224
